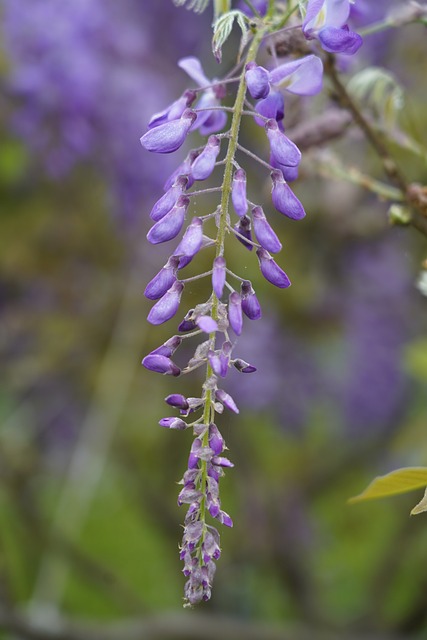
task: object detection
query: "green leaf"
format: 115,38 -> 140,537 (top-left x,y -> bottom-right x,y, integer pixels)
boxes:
212,10 -> 249,63
347,67 -> 404,128
404,339 -> 427,381
172,0 -> 210,13
349,467 -> 427,504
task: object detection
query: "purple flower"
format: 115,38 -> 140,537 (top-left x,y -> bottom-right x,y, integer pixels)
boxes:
164,150 -> 199,191
191,135 -> 221,181
150,175 -> 188,222
174,217 -> 204,269
228,292 -> 243,336
215,389 -> 239,414
165,394 -> 189,410
178,57 -> 227,135
140,109 -> 196,154
146,196 -> 189,244
256,248 -> 291,288
212,256 -> 226,299
142,354 -> 181,376
254,90 -> 285,126
148,90 -> 197,129
303,0 -> 363,55
233,215 -> 253,251
271,169 -> 306,220
265,119 -> 301,168
238,0 -> 268,16
147,281 -> 184,325
144,256 -> 180,300
159,417 -> 188,430
150,335 -> 182,358
252,205 -> 282,254
231,169 -> 248,218
241,280 -> 262,320
245,61 -> 270,100
209,423 -> 224,455
269,55 -> 323,96
196,316 -> 218,333
233,358 -> 257,374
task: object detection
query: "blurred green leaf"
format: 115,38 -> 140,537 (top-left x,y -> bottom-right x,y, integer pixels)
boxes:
405,339 -> 427,381
349,467 -> 427,505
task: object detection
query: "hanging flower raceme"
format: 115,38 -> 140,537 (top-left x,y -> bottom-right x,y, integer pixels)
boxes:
138,0 -> 366,606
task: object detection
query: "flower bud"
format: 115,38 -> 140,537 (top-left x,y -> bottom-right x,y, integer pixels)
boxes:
150,175 -> 188,222
252,205 -> 282,253
150,335 -> 182,357
271,169 -> 306,220
142,354 -> 180,376
147,196 -> 189,245
147,281 -> 184,325
144,256 -> 179,300
228,291 -> 243,336
148,90 -> 197,128
265,119 -> 301,168
215,389 -> 239,414
212,256 -> 226,298
165,394 -> 189,410
245,62 -> 270,100
140,109 -> 196,154
191,136 -> 221,181
233,215 -> 253,251
159,417 -> 188,429
231,169 -> 248,218
174,217 -> 204,269
256,248 -> 291,288
232,358 -> 257,373
241,280 -> 262,320
196,315 -> 218,333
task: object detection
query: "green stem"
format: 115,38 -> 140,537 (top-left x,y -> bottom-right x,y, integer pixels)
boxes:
197,27 -> 266,550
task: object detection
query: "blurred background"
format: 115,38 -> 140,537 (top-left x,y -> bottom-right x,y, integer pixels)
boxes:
1,1 -> 427,638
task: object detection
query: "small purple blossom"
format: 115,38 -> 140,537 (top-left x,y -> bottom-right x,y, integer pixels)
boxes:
150,175 -> 188,222
228,292 -> 243,336
140,108 -> 196,154
256,248 -> 291,288
302,0 -> 363,55
144,256 -> 180,300
266,119 -> 301,168
245,61 -> 270,100
191,135 -> 221,181
142,354 -> 181,377
212,256 -> 226,298
241,280 -> 262,320
234,215 -> 253,251
148,90 -> 197,129
271,169 -> 306,220
215,389 -> 240,414
196,316 -> 218,333
147,281 -> 184,325
175,217 -> 204,269
252,205 -> 282,254
147,196 -> 189,245
159,417 -> 188,430
231,168 -> 248,218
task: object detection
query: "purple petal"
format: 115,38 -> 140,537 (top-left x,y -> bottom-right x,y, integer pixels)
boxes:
215,389 -> 239,414
159,417 -> 187,429
150,175 -> 188,222
147,281 -> 184,325
241,280 -> 262,320
231,168 -> 248,217
174,217 -> 204,269
144,256 -> 179,300
256,248 -> 291,288
147,196 -> 188,245
252,205 -> 282,253
142,354 -> 180,376
140,109 -> 196,154
212,256 -> 226,298
318,25 -> 363,54
233,215 -> 253,251
165,394 -> 189,410
269,55 -> 323,96
148,90 -> 196,128
228,292 -> 243,336
209,423 -> 224,455
199,109 -> 227,136
150,335 -> 182,358
208,351 -> 222,377
245,62 -> 270,100
254,90 -> 284,127
178,57 -> 210,88
191,135 -> 221,181
196,316 -> 218,333
212,456 -> 234,468
233,358 -> 257,373
217,510 -> 233,527
163,150 -> 199,191
266,119 -> 301,168
271,169 -> 306,220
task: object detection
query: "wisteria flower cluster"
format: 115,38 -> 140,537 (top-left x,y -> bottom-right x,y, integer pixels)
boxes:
140,0 -> 364,606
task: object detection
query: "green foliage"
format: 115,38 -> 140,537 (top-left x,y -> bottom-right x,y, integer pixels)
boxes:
212,10 -> 249,62
350,468 -> 427,515
347,67 -> 404,128
172,0 -> 210,12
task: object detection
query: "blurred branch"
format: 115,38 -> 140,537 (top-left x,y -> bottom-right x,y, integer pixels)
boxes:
360,2 -> 427,36
324,55 -> 427,239
0,609 -> 410,640
286,109 -> 352,152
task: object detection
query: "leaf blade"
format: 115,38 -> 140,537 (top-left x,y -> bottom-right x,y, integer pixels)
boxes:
349,467 -> 427,504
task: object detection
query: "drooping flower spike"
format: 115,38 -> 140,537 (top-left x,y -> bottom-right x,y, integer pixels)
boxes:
139,0 -> 366,606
